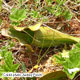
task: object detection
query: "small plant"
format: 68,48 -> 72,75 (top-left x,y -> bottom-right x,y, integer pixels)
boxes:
0,41 -> 19,79
9,8 -> 27,26
54,42 -> 80,79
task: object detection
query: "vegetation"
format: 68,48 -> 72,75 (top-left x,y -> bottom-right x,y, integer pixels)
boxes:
0,41 -> 19,80
54,42 -> 80,79
0,0 -> 80,80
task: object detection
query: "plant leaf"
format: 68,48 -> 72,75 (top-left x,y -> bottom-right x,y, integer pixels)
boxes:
39,71 -> 68,80
63,10 -> 73,20
9,8 -> 27,22
54,42 -> 80,79
1,24 -> 80,48
0,47 -> 19,78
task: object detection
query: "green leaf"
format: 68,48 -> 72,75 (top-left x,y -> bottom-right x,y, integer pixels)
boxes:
0,46 -> 8,58
8,41 -> 15,48
0,41 -> 15,58
8,26 -> 34,44
28,22 -> 42,31
1,23 -> 80,48
11,64 -> 19,72
0,46 -> 19,78
5,52 -> 13,67
54,42 -> 80,79
46,5 -> 63,17
55,7 -> 62,16
63,10 -> 73,20
9,8 -> 27,22
45,6 -> 56,14
31,10 -> 41,18
32,26 -> 80,47
0,66 -> 5,78
39,71 -> 68,80
1,51 -> 19,72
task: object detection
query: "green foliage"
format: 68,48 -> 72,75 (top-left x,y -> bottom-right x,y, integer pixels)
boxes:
1,51 -> 19,72
46,0 -> 53,5
10,8 -> 27,22
9,8 -> 27,26
31,10 -> 41,18
45,5 -> 62,16
56,0 -> 66,5
45,0 -> 73,20
9,0 -> 73,26
63,10 -> 73,20
54,6 -> 62,17
54,42 -> 80,79
0,42 -> 19,78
